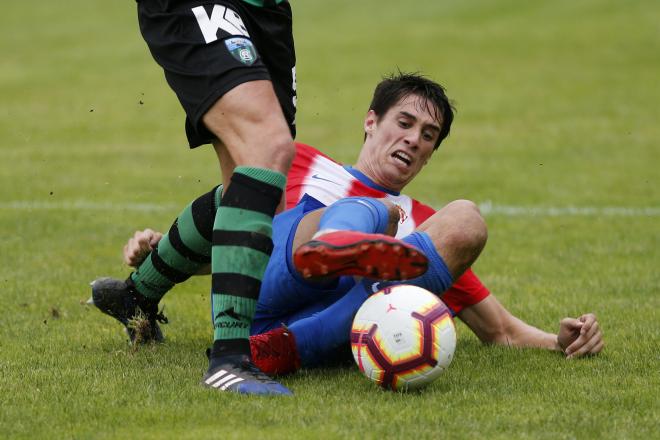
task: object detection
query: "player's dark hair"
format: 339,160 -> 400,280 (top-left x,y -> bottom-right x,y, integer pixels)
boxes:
368,72 -> 455,150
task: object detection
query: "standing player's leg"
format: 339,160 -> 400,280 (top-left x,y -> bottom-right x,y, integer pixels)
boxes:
200,80 -> 296,395
93,0 -> 297,395
191,3 -> 297,394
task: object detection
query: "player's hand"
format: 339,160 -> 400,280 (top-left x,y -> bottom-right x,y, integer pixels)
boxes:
123,229 -> 163,267
557,313 -> 604,359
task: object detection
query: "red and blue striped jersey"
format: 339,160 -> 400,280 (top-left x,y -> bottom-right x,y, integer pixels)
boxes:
286,142 -> 490,314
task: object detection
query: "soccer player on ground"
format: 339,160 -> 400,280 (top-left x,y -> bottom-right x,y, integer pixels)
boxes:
96,0 -> 301,395
95,73 -> 603,378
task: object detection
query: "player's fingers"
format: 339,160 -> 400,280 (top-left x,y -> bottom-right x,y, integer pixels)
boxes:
579,314 -> 596,335
590,340 -> 605,355
567,324 -> 602,358
568,335 -> 601,358
123,244 -> 132,265
130,238 -> 147,263
126,250 -> 141,267
149,232 -> 163,248
573,321 -> 600,345
561,317 -> 582,330
564,330 -> 591,356
141,228 -> 156,242
134,236 -> 146,252
580,313 -> 596,323
126,237 -> 137,254
139,238 -> 153,253
135,230 -> 152,246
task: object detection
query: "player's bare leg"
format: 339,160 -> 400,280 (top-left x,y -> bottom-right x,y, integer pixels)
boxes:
205,81 -> 294,187
414,199 -> 487,280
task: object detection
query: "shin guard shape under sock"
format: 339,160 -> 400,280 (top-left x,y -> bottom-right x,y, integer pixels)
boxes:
211,167 -> 285,353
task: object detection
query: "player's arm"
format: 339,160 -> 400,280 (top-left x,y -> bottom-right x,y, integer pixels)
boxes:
123,229 -> 211,274
456,295 -> 604,358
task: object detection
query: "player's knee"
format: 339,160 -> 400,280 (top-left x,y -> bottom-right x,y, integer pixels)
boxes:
442,200 -> 487,260
242,129 -> 294,173
204,99 -> 295,172
445,199 -> 480,215
266,132 -> 295,172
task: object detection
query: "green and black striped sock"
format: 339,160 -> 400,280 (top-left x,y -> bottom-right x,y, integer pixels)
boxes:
211,167 -> 285,355
130,186 -> 223,301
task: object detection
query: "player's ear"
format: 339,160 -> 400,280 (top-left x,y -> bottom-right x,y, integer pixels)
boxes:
364,110 -> 377,134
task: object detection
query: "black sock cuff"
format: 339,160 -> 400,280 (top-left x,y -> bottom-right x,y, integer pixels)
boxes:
221,173 -> 283,217
191,186 -> 221,242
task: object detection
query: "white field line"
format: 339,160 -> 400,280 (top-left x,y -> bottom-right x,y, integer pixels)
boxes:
0,200 -> 178,212
1,199 -> 659,217
477,201 -> 660,217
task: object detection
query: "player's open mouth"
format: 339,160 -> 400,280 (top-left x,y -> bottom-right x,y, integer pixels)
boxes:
391,151 -> 412,167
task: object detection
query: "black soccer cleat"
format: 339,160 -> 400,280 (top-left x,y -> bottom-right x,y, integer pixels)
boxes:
202,352 -> 293,395
89,276 -> 167,344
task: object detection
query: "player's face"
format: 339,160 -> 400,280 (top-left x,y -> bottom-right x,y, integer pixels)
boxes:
358,95 -> 441,192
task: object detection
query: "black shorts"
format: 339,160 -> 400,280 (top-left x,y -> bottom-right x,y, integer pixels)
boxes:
137,0 -> 296,147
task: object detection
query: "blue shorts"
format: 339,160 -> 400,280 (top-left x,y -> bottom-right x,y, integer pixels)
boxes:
252,195 -> 355,334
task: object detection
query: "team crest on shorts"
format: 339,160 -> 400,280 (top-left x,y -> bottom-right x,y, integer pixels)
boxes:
224,37 -> 258,66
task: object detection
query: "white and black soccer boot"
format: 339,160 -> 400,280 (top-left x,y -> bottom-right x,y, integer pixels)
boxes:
88,276 -> 167,344
202,344 -> 293,395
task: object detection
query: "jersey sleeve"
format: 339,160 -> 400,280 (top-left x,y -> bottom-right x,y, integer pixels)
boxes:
410,199 -> 435,226
441,268 -> 490,315
286,143 -> 327,208
285,142 -> 347,209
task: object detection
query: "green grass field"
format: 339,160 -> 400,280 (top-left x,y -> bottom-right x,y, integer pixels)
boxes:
1,0 -> 659,438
